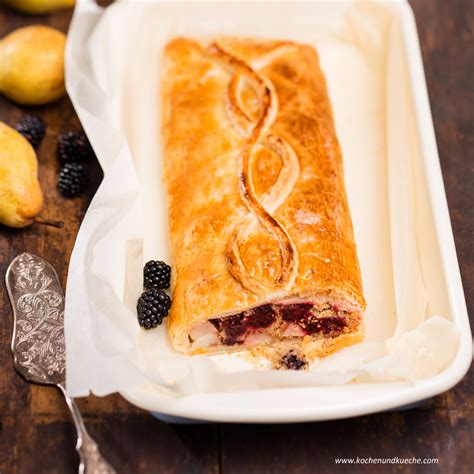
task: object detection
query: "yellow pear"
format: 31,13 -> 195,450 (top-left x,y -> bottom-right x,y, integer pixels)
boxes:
0,122 -> 44,228
0,25 -> 66,105
4,0 -> 75,15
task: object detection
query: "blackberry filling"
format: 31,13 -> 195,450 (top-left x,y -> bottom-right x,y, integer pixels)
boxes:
305,315 -> 346,335
281,303 -> 313,322
244,305 -> 275,329
283,304 -> 347,335
210,306 -> 276,346
221,314 -> 246,338
211,313 -> 246,345
208,302 -> 349,347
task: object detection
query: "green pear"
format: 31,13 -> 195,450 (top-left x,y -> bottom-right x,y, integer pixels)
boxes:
0,122 -> 44,228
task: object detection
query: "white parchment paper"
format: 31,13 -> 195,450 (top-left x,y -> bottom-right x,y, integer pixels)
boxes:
65,0 -> 459,397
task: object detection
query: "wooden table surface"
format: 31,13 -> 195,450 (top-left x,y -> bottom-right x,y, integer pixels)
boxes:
0,1 -> 472,473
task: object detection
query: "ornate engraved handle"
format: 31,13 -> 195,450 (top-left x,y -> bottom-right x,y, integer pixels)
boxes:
58,384 -> 116,474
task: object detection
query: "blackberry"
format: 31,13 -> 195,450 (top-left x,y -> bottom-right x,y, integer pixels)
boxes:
58,162 -> 89,198
15,115 -> 46,148
57,131 -> 94,162
144,260 -> 171,289
137,289 -> 171,330
280,351 -> 308,370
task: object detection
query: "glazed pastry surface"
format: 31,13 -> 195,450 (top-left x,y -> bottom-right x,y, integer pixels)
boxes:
161,37 -> 365,356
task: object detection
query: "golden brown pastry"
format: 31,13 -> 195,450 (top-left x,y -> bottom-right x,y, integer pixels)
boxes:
162,37 -> 365,364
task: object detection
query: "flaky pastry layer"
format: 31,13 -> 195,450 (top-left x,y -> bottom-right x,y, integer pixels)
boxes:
161,37 -> 366,357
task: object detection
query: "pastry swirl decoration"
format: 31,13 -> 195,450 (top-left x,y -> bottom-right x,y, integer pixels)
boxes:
208,43 -> 300,295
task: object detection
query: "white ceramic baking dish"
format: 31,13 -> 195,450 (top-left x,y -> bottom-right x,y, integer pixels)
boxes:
70,0 -> 472,423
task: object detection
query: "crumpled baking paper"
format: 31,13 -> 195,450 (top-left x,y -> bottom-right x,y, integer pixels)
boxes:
65,0 -> 459,397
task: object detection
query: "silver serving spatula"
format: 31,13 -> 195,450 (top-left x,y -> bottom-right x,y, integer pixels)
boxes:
6,253 -> 116,474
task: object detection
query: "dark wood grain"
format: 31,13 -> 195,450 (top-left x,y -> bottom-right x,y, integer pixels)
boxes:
0,0 -> 472,473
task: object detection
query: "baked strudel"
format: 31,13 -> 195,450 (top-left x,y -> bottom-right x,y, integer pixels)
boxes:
162,37 -> 365,363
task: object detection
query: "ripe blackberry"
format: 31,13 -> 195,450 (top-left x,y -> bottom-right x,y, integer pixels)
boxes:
144,260 -> 171,289
58,162 -> 89,198
137,289 -> 171,330
57,131 -> 94,162
15,115 -> 46,148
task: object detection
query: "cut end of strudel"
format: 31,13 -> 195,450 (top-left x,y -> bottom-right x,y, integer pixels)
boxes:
161,37 -> 366,365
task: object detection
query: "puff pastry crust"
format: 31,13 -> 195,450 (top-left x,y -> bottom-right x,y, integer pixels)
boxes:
162,37 -> 366,361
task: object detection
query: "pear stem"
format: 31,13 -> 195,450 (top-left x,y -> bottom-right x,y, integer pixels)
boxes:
34,216 -> 64,229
